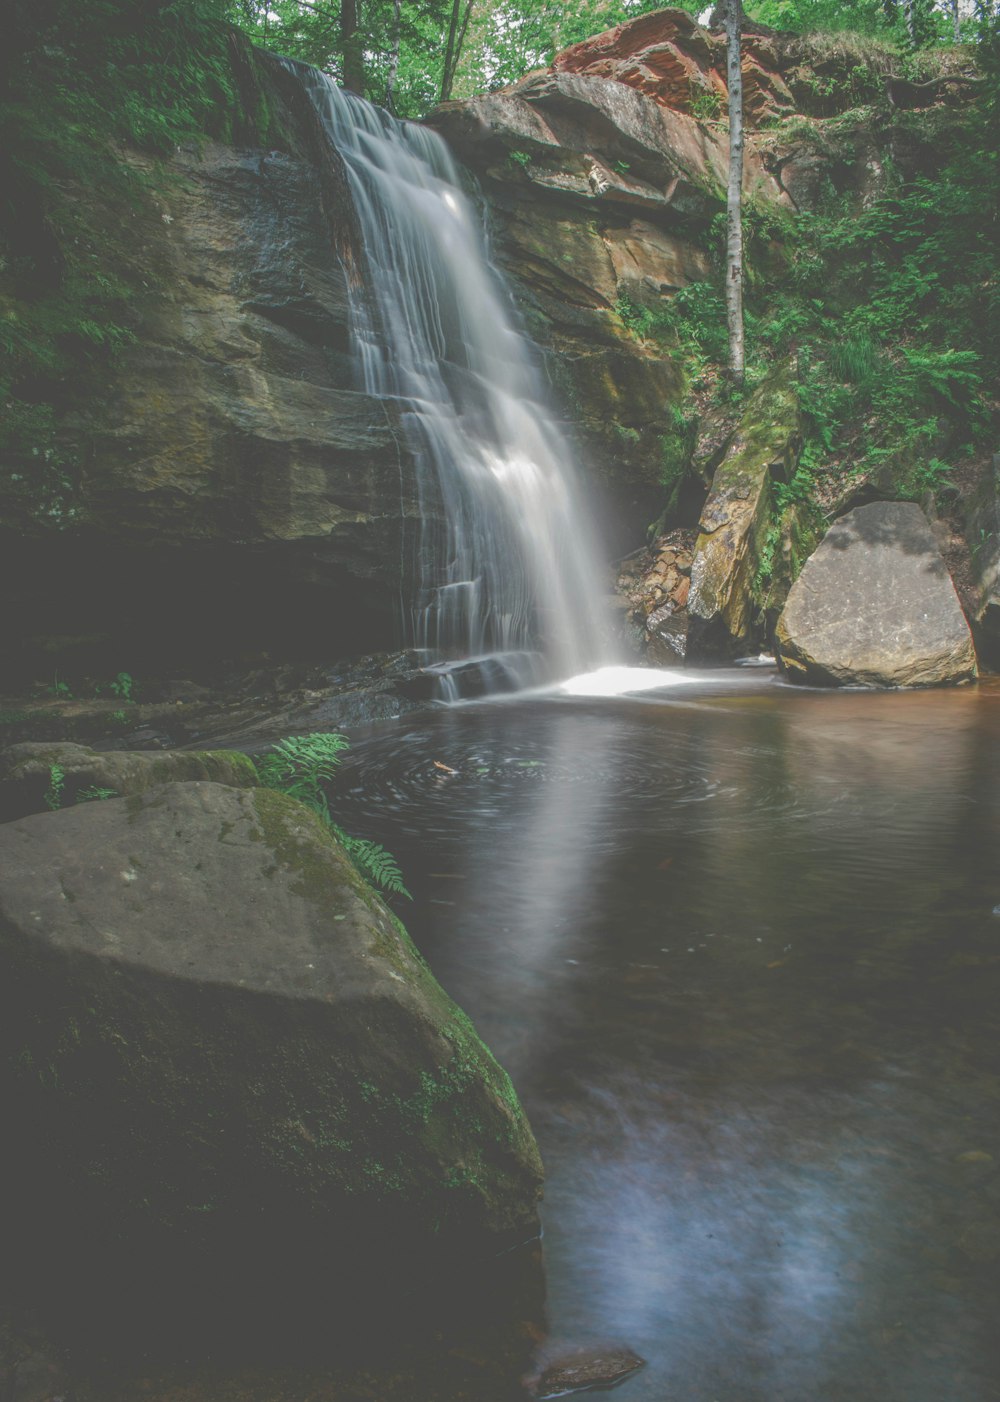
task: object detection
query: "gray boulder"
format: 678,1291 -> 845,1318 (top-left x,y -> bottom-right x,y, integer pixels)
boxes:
0,782 -> 542,1325
775,500 -> 978,687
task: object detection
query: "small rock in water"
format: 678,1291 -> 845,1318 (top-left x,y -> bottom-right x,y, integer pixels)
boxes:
992,904 -> 1000,917
529,1344 -> 645,1398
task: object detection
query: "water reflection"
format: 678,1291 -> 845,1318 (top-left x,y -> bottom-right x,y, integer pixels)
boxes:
333,675 -> 1000,1402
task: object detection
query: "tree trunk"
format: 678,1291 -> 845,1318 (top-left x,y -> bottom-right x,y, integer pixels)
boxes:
902,0 -> 917,46
724,0 -> 745,385
952,0 -> 961,41
440,0 -> 474,103
385,0 -> 401,111
341,0 -> 365,95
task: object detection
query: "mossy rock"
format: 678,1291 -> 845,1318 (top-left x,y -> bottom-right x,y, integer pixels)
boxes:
0,782 -> 543,1332
687,367 -> 801,657
0,741 -> 258,822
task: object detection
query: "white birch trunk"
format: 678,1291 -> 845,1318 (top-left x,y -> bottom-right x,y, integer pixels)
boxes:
725,0 -> 745,384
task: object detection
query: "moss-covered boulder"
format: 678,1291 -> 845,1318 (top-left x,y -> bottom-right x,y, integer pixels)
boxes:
0,741 -> 258,821
0,781 -> 542,1330
686,369 -> 801,658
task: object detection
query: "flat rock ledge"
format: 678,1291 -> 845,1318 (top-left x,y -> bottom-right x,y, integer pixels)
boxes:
0,781 -> 542,1330
775,500 -> 978,688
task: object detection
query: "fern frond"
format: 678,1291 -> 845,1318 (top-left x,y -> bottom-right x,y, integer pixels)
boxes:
255,732 -> 349,792
331,825 -> 411,899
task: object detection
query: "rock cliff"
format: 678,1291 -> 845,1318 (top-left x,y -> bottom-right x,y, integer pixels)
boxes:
0,14 -> 986,676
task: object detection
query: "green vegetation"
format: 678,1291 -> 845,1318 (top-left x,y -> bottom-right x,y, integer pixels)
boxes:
105,672 -> 137,702
78,786 -> 119,802
229,0 -> 704,116
1,0 -> 274,525
622,64 -> 997,588
254,733 -> 410,898
44,765 -> 65,811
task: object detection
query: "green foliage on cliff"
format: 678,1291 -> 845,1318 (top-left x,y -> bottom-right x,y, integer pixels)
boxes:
636,84 -> 997,546
0,0 -> 274,526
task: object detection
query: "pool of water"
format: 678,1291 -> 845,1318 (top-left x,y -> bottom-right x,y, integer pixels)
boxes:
74,669 -> 1000,1401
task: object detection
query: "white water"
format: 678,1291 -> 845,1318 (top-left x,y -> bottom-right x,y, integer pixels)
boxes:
295,68 -> 616,691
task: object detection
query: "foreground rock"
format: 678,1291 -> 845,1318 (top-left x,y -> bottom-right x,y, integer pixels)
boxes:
0,740 -> 258,821
0,782 -> 542,1330
775,501 -> 978,687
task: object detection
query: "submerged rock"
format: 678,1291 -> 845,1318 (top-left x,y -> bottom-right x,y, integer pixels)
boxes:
0,782 -> 543,1329
775,500 -> 978,687
529,1344 -> 646,1398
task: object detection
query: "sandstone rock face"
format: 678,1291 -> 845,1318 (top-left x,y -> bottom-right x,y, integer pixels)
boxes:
429,66 -> 787,541
0,782 -> 543,1318
82,140 -> 418,579
1,67 -> 424,668
775,501 -> 978,687
552,8 -> 976,126
687,369 -> 801,658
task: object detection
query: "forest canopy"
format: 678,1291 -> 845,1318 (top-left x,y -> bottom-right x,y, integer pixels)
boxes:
223,0 -> 1000,116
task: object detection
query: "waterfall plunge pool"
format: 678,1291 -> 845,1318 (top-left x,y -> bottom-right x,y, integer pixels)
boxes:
79,669 -> 1000,1401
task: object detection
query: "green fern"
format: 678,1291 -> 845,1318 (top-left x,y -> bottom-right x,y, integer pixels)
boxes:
254,733 -> 410,900
44,765 -> 65,811
254,733 -> 349,808
331,827 -> 412,900
77,785 -> 117,802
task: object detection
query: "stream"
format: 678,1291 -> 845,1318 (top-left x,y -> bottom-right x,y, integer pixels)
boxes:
79,666 -> 1000,1401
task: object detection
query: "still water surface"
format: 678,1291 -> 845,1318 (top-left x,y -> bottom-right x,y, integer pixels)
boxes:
85,669 -> 1000,1401
328,668 -> 1000,1402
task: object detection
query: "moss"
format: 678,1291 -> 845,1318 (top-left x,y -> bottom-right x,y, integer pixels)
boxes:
248,786 -> 405,972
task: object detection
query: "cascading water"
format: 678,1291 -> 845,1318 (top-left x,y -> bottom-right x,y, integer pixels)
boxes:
294,66 -> 616,693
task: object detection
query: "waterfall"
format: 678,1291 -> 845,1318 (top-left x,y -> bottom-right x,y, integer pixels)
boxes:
294,67 -> 615,693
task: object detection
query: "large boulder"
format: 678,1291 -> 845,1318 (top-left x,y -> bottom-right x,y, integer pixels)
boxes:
775,500 -> 978,687
0,782 -> 543,1330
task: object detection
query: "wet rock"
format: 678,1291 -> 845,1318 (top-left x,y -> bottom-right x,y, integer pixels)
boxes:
530,1344 -> 645,1398
964,452 -> 1000,664
616,529 -> 695,663
0,783 -> 543,1329
687,367 -> 801,659
0,741 -> 258,822
775,500 -> 978,688
5,1351 -> 70,1402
